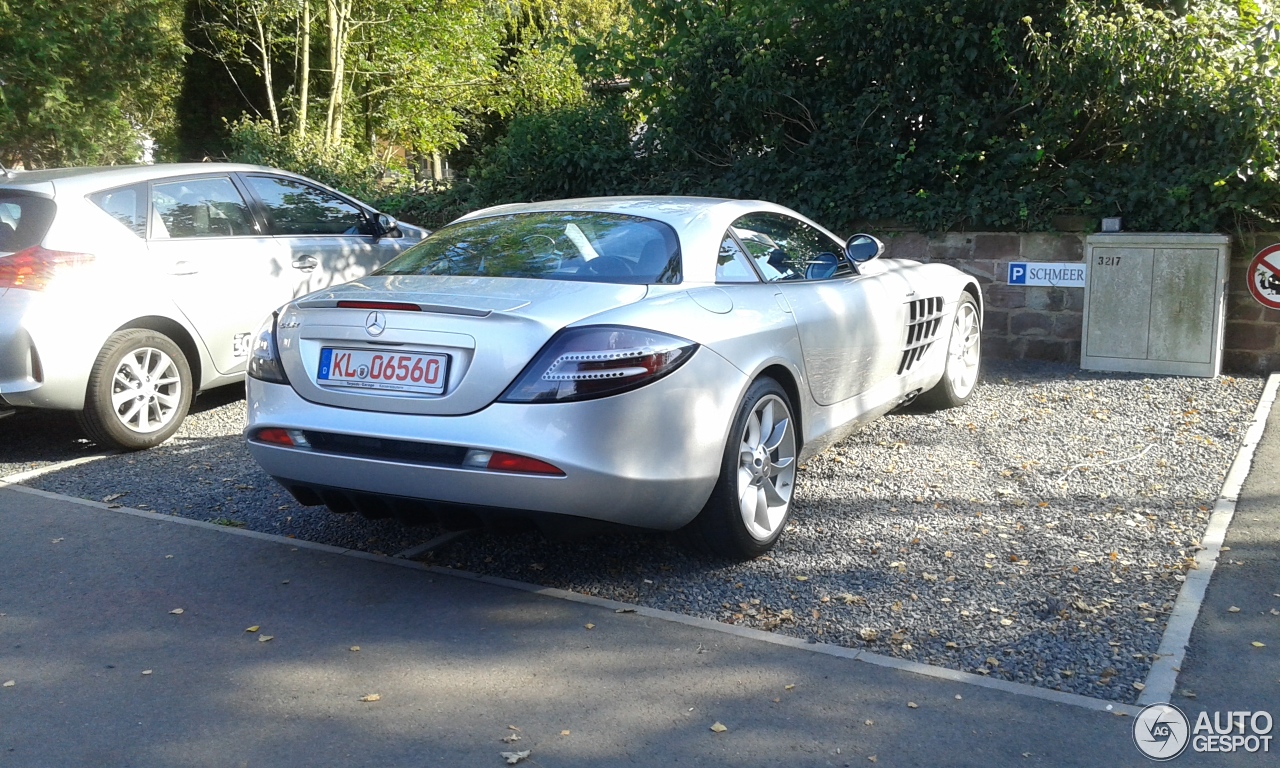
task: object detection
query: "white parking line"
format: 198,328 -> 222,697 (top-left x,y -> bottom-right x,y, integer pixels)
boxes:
393,529 -> 477,559
0,452 -> 117,487
1138,371 -> 1280,706
6,481 -> 1144,716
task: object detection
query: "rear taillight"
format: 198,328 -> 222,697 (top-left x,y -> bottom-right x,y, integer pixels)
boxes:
0,246 -> 94,291
251,428 -> 311,448
500,326 -> 698,403
463,449 -> 564,476
247,313 -> 289,385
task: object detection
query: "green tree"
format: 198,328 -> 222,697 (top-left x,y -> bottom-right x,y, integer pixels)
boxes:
0,0 -> 186,167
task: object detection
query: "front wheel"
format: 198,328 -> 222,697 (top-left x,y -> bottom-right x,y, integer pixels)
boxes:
77,330 -> 193,450
916,293 -> 981,411
683,377 -> 798,559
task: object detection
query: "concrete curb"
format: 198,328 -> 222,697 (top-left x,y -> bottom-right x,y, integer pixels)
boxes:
1138,372 -> 1280,706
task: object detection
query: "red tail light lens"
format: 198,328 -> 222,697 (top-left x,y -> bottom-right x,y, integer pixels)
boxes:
0,246 -> 95,291
500,326 -> 698,403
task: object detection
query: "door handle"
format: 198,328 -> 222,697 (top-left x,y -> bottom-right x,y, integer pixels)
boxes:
169,260 -> 198,276
292,255 -> 318,272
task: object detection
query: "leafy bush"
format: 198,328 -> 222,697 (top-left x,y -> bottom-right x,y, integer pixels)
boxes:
459,0 -> 1280,233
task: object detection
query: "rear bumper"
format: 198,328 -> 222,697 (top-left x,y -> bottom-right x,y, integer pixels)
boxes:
245,347 -> 748,531
0,289 -> 94,410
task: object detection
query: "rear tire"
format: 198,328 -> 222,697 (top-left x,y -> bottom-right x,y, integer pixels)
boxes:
77,330 -> 193,451
916,293 -> 981,411
682,377 -> 798,559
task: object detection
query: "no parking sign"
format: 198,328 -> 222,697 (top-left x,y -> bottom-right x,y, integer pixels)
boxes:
1247,244 -> 1280,310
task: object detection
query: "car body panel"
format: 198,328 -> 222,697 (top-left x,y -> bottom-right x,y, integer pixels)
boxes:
245,196 -> 982,530
0,163 -> 426,412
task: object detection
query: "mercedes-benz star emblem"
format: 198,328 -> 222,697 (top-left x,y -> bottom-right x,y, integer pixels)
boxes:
365,311 -> 387,336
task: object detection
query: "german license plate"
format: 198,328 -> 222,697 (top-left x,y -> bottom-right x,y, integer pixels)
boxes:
317,348 -> 448,394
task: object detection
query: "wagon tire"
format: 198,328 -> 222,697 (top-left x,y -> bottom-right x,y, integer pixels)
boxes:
77,330 -> 193,451
682,377 -> 798,560
916,293 -> 981,411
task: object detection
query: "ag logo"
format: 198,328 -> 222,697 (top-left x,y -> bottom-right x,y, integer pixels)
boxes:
1134,703 -> 1190,761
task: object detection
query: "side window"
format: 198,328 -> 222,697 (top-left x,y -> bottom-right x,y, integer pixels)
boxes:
244,175 -> 371,236
716,234 -> 759,283
730,213 -> 849,282
89,183 -> 148,237
151,177 -> 254,239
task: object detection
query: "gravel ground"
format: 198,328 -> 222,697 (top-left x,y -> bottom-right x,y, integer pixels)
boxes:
16,360 -> 1265,704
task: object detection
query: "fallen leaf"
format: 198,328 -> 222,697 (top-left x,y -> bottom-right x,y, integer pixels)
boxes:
245,626 -> 260,633
102,493 -> 127,503
560,730 -> 570,736
784,684 -> 795,691
501,734 -> 521,744
907,702 -> 919,709
2,680 -> 13,687
1133,682 -> 1146,691
584,623 -> 595,630
169,608 -> 184,615
1000,619 -> 1013,626
710,722 -> 728,733
358,693 -> 380,702
771,697 -> 780,703
1228,606 -> 1241,613
859,628 -> 878,642
500,750 -> 531,764
142,670 -> 152,676
51,538 -> 64,544
868,757 -> 877,763
614,608 -> 636,614
165,555 -> 173,559
1252,642 -> 1266,648
507,725 -> 521,732
795,575 -> 809,582
258,635 -> 273,643
350,646 -> 360,652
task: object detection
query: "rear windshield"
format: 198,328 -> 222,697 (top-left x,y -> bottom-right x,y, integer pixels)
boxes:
0,194 -> 56,254
375,211 -> 682,284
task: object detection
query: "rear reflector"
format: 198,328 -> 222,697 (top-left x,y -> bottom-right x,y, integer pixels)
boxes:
336,301 -> 422,311
253,428 -> 294,446
465,450 -> 564,476
0,246 -> 95,291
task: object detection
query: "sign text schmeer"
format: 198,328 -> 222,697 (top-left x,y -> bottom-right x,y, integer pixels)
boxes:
1007,262 -> 1087,287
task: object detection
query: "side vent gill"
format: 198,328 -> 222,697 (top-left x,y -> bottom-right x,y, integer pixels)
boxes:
899,296 -> 945,374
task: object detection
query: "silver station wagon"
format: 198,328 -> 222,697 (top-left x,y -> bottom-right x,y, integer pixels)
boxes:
0,163 -> 425,448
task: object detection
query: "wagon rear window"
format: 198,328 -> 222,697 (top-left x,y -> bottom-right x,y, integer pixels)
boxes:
0,194 -> 56,255
375,211 -> 682,285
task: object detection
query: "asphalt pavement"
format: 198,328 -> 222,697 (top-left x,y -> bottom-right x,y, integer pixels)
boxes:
1,380 -> 1277,766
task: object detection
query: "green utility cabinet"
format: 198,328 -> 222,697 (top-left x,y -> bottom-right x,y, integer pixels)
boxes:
1080,233 -> 1229,377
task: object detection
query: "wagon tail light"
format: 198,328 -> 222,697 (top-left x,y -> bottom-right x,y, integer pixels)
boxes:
0,246 -> 95,291
247,312 -> 290,385
500,326 -> 698,403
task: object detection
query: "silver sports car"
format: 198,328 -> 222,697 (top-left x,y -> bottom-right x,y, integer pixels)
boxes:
245,197 -> 982,557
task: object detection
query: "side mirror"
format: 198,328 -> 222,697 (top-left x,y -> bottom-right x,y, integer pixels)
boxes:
375,212 -> 403,240
805,252 -> 840,280
845,233 -> 884,263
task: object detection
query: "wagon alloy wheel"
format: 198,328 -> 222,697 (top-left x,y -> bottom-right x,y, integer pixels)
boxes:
947,299 -> 981,399
110,347 -> 183,433
78,330 -> 194,451
916,293 -> 982,411
736,394 -> 797,541
683,377 -> 799,559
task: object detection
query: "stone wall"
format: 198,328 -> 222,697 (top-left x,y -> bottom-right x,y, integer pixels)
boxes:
880,230 -> 1280,374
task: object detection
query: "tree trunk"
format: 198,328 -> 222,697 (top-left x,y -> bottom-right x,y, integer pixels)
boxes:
253,8 -> 280,133
323,0 -> 351,149
297,0 -> 311,137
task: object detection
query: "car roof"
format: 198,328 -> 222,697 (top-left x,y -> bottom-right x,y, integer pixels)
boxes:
453,195 -> 845,252
0,163 -> 300,195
